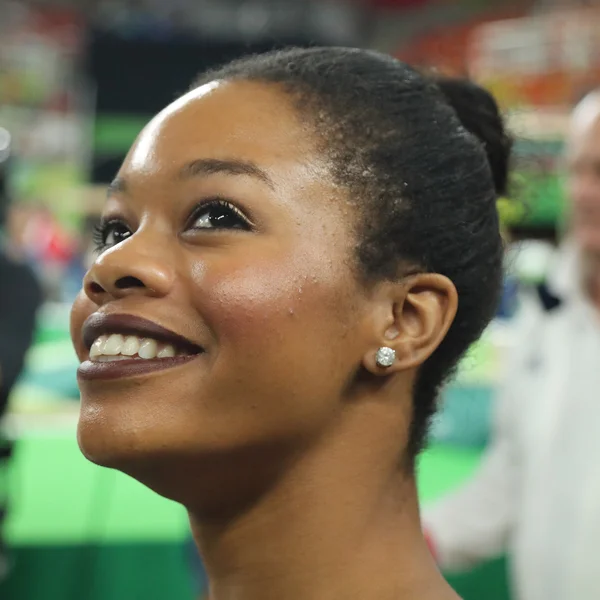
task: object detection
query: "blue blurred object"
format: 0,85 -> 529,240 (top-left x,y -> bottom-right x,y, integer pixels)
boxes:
496,275 -> 519,320
187,538 -> 208,597
19,366 -> 80,400
62,257 -> 87,303
429,385 -> 494,449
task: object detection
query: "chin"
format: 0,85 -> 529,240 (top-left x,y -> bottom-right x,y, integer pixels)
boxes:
77,415 -> 142,471
76,416 -> 192,505
77,399 -> 170,467
75,403 -> 286,512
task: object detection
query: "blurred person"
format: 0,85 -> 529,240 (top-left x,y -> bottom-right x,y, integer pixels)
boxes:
424,89 -> 600,600
0,152 -> 43,580
0,160 -> 43,420
0,246 -> 42,414
69,47 -> 510,600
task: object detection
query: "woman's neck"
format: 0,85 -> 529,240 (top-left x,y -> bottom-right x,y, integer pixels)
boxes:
188,417 -> 457,600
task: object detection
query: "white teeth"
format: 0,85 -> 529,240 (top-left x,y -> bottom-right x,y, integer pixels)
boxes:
157,344 -> 176,358
138,338 -> 158,359
89,333 -> 192,362
90,335 -> 108,359
97,355 -> 131,362
121,336 -> 140,356
103,334 -> 124,356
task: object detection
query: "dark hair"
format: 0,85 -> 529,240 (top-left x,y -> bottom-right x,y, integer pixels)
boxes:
193,47 -> 511,458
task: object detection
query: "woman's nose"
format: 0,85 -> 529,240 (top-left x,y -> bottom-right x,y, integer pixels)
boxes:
83,235 -> 175,305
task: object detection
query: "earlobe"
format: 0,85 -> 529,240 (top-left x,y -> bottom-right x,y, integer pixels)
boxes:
363,339 -> 413,375
362,274 -> 458,376
375,346 -> 396,368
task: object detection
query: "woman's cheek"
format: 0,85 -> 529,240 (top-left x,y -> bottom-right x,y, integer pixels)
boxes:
185,231 -> 358,353
201,267 -> 308,342
70,291 -> 96,361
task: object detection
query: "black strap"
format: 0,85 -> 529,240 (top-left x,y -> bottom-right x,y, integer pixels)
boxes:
536,281 -> 562,312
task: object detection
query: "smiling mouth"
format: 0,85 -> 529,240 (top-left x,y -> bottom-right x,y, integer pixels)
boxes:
78,352 -> 202,381
78,336 -> 203,380
78,313 -> 205,381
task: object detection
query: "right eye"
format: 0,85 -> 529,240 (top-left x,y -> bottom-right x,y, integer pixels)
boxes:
92,219 -> 132,253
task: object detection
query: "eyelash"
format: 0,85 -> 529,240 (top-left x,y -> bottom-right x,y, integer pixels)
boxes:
185,199 -> 253,231
92,198 -> 253,254
92,218 -> 123,254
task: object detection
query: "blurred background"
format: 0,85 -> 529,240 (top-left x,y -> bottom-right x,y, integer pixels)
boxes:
0,0 -> 599,599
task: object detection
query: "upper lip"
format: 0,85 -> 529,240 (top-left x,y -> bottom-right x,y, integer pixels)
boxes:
82,313 -> 204,354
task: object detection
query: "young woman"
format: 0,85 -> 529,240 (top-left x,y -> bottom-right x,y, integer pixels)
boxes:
70,47 -> 511,600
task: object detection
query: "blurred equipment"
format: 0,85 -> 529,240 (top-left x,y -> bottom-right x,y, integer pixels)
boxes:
89,0 -> 372,45
86,0 -> 374,184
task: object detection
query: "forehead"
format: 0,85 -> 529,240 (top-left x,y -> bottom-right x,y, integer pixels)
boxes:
123,80 -> 316,177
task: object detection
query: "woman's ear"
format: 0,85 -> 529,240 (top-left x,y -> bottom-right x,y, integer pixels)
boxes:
362,274 -> 458,375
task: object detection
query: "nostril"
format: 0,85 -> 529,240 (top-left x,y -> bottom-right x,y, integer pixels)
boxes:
115,276 -> 145,289
89,281 -> 104,295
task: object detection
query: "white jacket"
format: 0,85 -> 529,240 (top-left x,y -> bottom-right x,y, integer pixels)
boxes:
424,244 -> 600,600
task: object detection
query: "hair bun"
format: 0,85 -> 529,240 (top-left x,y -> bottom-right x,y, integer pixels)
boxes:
432,76 -> 512,197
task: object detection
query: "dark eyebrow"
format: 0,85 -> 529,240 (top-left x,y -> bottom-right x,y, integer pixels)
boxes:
106,159 -> 274,197
178,158 -> 274,190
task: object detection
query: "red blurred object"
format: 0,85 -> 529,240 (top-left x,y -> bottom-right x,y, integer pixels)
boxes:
394,8 -> 527,76
20,209 -> 76,265
469,7 -> 600,108
24,7 -> 83,46
423,529 -> 437,561
45,229 -> 76,264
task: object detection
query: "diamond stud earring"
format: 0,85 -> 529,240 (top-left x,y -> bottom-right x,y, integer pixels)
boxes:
375,347 -> 396,368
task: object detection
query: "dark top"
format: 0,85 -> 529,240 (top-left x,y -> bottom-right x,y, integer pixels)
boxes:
0,249 -> 43,416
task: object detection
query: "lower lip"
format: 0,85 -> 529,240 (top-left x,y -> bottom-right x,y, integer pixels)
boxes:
77,354 -> 202,381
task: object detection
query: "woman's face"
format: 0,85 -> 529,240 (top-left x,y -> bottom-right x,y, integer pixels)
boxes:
71,80 -> 377,498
